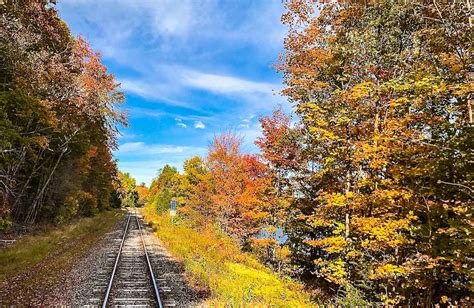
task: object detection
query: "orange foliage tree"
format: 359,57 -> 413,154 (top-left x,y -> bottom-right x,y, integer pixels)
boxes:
276,0 -> 472,305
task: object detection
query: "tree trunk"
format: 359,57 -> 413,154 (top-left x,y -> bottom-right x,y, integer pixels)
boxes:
24,147 -> 66,224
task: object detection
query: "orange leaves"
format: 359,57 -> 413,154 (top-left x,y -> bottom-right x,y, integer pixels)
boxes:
160,133 -> 278,241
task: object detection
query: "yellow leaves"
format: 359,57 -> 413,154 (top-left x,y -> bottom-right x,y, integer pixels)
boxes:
441,296 -> 449,304
27,135 -> 50,149
353,137 -> 392,170
306,236 -> 347,254
371,263 -> 410,280
451,82 -> 474,97
352,216 -> 412,250
314,258 -> 348,285
319,192 -> 349,208
346,250 -> 361,259
346,81 -> 374,102
309,126 -> 339,141
407,211 -> 418,221
439,52 -> 463,73
306,217 -> 334,228
452,206 -> 468,215
389,97 -> 410,107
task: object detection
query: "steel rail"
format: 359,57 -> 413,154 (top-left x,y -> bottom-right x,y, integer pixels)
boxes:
135,212 -> 164,308
102,213 -> 131,308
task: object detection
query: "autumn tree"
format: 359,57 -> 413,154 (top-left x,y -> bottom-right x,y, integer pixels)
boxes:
136,183 -> 150,207
149,165 -> 180,212
255,108 -> 304,275
199,133 -> 271,241
118,172 -> 138,208
0,2 -> 125,225
279,0 -> 472,305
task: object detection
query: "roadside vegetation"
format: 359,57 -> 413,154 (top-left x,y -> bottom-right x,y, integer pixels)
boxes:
142,206 -> 313,307
0,210 -> 123,304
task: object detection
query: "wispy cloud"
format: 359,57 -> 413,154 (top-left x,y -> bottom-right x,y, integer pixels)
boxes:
119,78 -> 193,108
117,133 -> 140,140
175,118 -> 187,128
127,107 -> 163,118
57,1 -> 290,185
118,142 -> 204,155
115,141 -> 207,185
194,120 -> 206,129
181,70 -> 278,96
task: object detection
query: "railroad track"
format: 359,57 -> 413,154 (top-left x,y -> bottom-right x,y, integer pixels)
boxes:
88,211 -> 173,307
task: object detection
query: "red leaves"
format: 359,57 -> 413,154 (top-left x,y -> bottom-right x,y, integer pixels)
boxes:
256,107 -> 303,171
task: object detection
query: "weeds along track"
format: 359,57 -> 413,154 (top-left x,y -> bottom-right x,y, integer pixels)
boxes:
87,211 -> 175,307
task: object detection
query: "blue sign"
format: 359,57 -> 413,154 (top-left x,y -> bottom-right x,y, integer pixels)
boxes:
171,199 -> 177,211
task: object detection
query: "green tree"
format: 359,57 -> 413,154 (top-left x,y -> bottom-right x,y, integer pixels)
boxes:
149,165 -> 179,212
118,172 -> 138,208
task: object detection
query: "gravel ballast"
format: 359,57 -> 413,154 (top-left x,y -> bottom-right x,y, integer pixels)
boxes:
43,212 -> 205,306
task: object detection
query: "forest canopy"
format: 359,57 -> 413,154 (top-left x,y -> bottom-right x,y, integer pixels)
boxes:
0,2 -> 126,226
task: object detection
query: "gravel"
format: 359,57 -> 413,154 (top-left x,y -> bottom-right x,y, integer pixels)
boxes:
42,213 -> 206,307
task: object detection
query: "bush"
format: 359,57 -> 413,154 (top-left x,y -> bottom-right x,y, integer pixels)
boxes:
54,194 -> 80,225
0,218 -> 12,233
76,191 -> 98,217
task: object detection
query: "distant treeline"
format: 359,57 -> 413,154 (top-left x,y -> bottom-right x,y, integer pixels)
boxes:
0,2 -> 126,227
147,1 -> 473,306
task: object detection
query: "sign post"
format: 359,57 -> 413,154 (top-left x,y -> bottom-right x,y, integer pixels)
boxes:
170,199 -> 177,224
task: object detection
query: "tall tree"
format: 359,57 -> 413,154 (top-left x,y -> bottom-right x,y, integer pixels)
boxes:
0,2 -> 125,225
118,172 -> 138,208
279,0 -> 472,305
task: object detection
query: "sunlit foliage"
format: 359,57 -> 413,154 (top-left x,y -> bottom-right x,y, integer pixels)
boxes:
276,0 -> 473,305
141,205 -> 313,307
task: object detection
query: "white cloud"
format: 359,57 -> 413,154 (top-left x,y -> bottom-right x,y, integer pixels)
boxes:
115,141 -> 207,185
175,118 -> 187,128
117,133 -> 140,140
238,124 -> 263,153
127,107 -> 163,119
242,114 -> 256,123
119,78 -> 193,108
194,120 -> 206,129
118,142 -> 204,155
181,70 -> 278,96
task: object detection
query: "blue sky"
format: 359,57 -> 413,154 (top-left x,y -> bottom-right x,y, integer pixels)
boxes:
57,1 -> 289,185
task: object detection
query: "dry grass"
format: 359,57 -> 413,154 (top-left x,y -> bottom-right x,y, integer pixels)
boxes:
141,206 -> 314,307
0,210 -> 124,304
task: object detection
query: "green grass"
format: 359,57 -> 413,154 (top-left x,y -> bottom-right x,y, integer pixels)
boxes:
0,210 -> 124,304
141,206 -> 314,307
